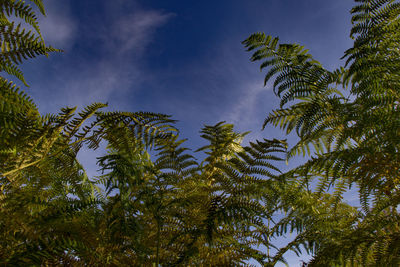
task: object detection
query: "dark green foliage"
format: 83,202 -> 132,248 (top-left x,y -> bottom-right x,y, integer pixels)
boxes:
87,121 -> 290,266
0,0 -> 60,85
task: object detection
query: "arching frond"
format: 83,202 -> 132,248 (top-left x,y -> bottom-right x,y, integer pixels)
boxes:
245,0 -> 400,265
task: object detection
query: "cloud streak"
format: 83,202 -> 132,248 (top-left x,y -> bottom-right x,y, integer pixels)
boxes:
112,10 -> 174,54
32,3 -> 174,112
39,0 -> 77,50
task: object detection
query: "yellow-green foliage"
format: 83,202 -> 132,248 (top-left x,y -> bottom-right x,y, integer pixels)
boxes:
244,0 -> 400,265
1,0 -> 399,266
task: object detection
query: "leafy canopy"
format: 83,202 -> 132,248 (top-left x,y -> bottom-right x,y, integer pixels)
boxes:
1,0 -> 400,266
243,0 -> 400,265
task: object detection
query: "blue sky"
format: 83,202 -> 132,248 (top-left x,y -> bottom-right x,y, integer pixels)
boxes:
21,0 -> 356,265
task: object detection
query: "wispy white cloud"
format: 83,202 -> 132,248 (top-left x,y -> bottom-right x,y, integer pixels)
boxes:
111,10 -> 174,54
64,9 -> 173,107
34,4 -> 174,112
225,80 -> 266,126
38,1 -> 77,50
61,60 -> 134,108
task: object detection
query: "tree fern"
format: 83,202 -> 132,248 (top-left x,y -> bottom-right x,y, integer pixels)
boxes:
0,0 -> 60,85
244,0 -> 400,265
